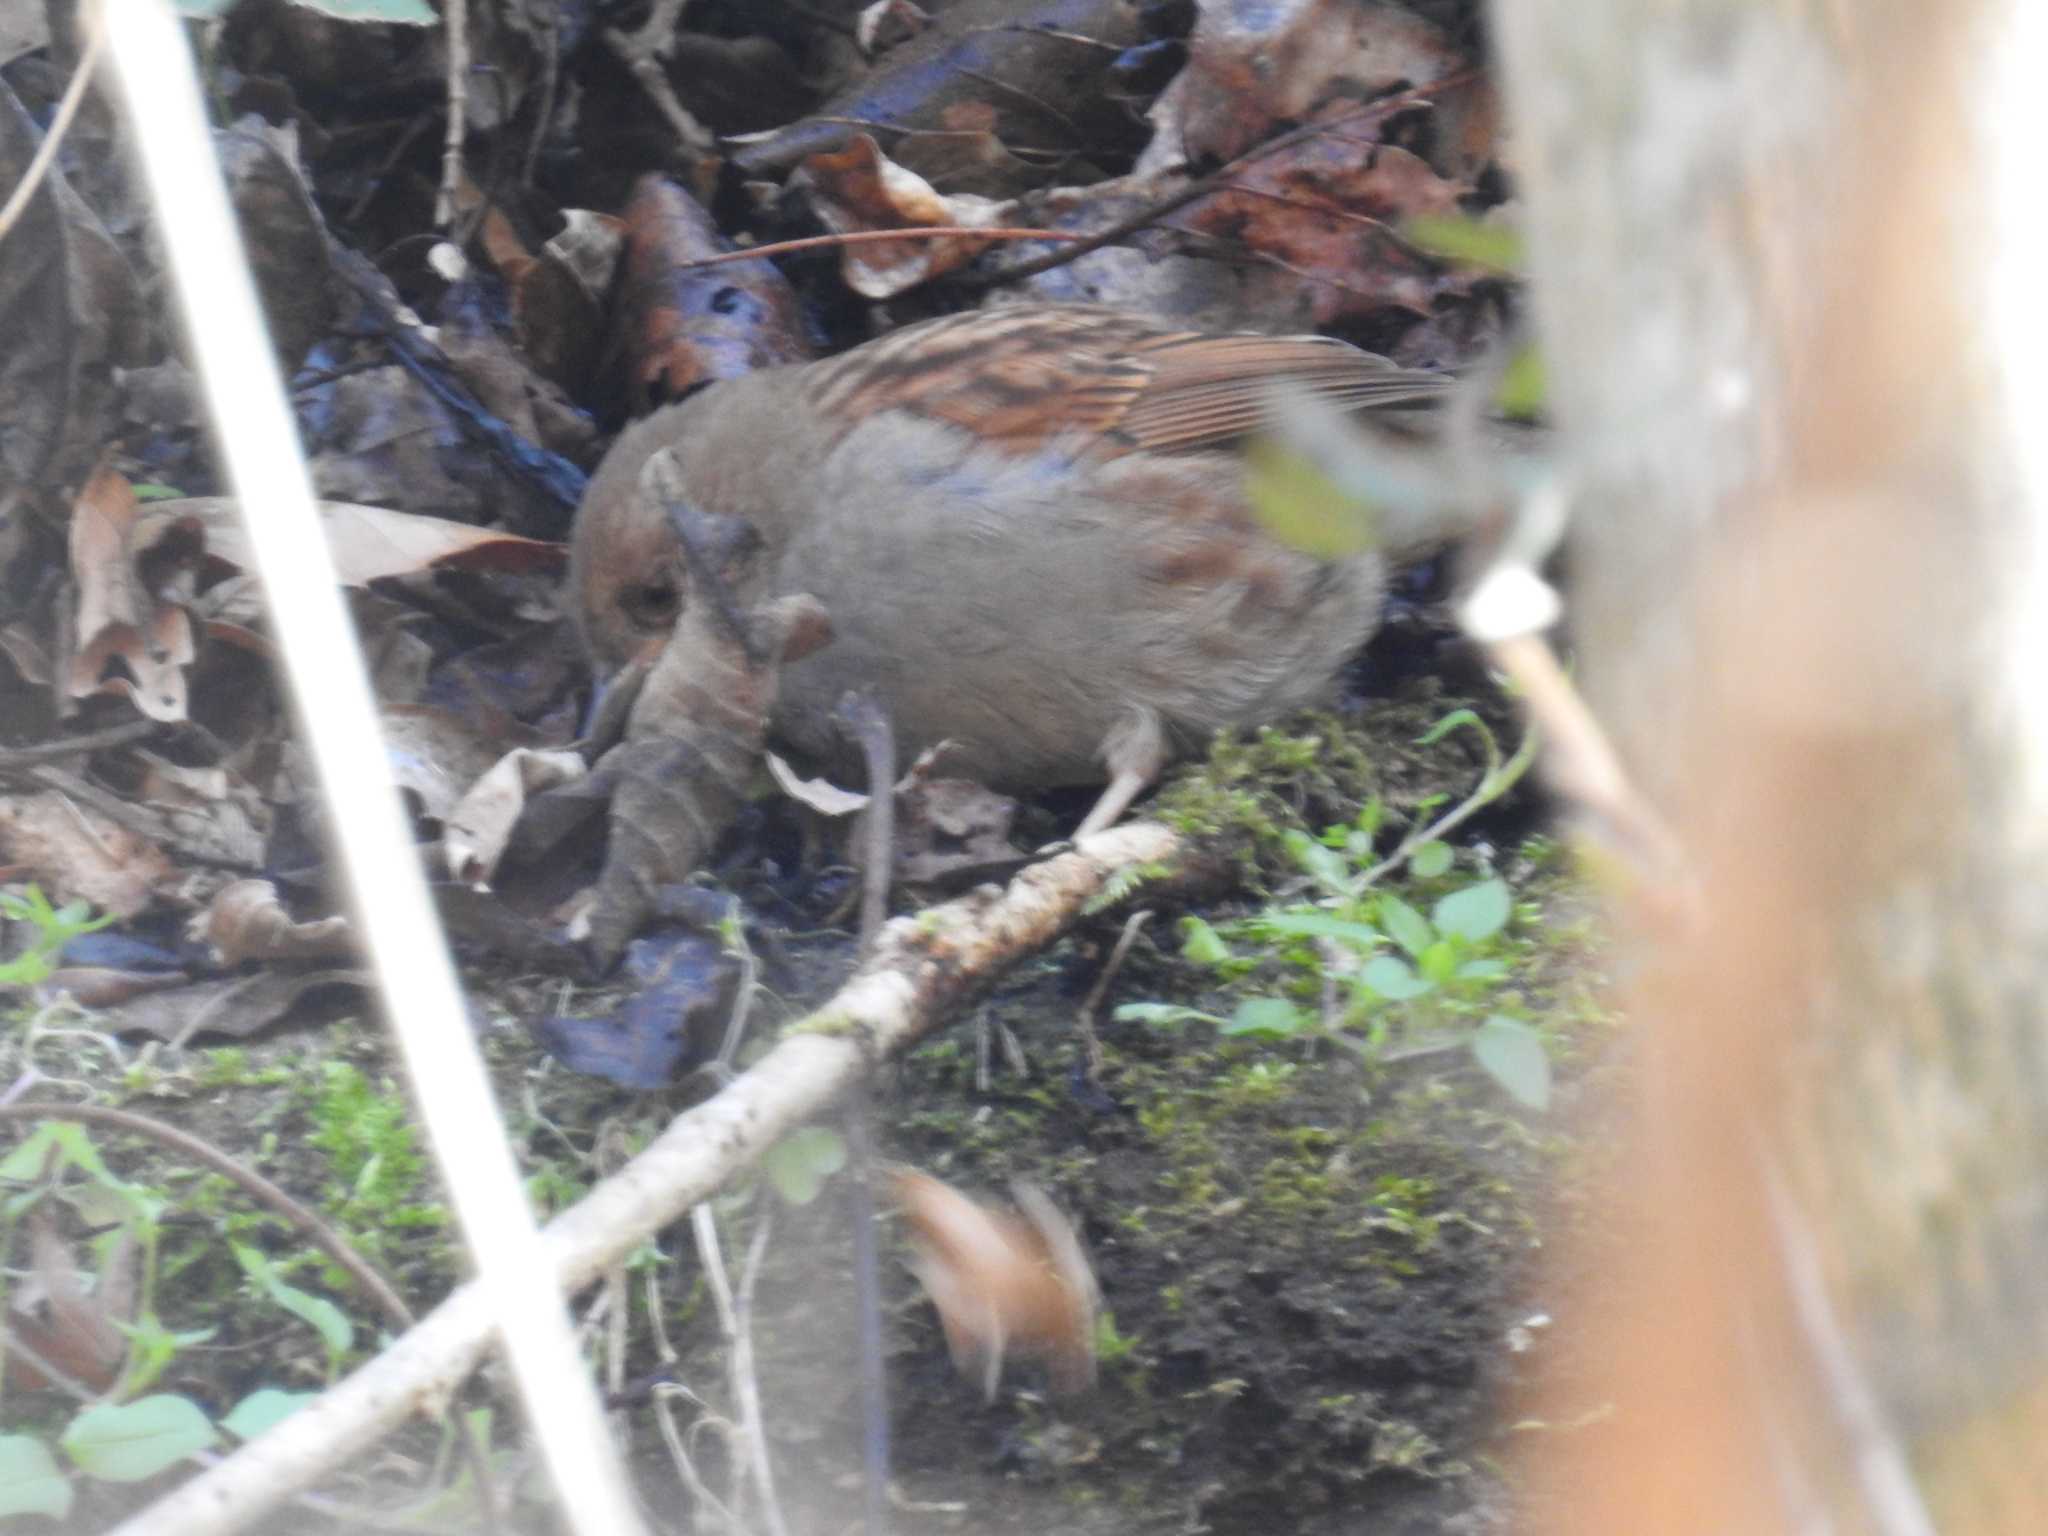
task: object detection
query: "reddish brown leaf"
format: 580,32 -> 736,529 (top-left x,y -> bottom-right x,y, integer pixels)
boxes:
0,790 -> 176,920
65,465 -> 197,723
1141,0 -> 1471,171
601,177 -> 813,417
797,134 -> 1017,298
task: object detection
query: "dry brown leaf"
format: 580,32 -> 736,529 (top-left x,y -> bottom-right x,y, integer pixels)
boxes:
0,790 -> 176,920
1140,0 -> 1470,172
7,1209 -> 132,1393
443,745 -> 589,889
189,879 -> 354,968
797,133 -> 1018,298
162,497 -> 564,588
601,176 -> 814,417
380,704 -> 518,826
0,74 -> 141,499
894,1167 -> 1098,1400
97,966 -> 370,1045
729,0 -> 1144,186
65,465 -> 198,723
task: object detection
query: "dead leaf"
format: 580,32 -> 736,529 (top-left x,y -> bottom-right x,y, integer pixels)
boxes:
216,115 -> 336,369
97,966 -> 370,1045
1138,0 -> 1470,172
160,497 -> 564,589
730,0 -> 1145,189
189,879 -> 354,968
894,1168 -> 1099,1399
7,1209 -> 132,1393
487,207 -> 627,397
444,745 -> 589,888
601,176 -> 814,418
0,76 -> 142,500
0,790 -> 176,920
580,483 -> 833,965
767,751 -> 871,817
894,771 -> 1022,884
797,134 -> 1018,298
65,465 -> 199,723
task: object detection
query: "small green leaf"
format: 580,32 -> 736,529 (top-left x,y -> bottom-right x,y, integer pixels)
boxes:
62,1396 -> 218,1482
1359,956 -> 1433,1001
1245,439 -> 1380,558
0,1436 -> 71,1518
1113,1002 -> 1224,1029
1222,997 -> 1308,1039
1284,831 -> 1356,896
1433,879 -> 1512,944
1418,940 -> 1460,984
1250,912 -> 1381,950
1417,708 -> 1485,746
1495,342 -> 1547,420
1471,1016 -> 1551,1110
1401,213 -> 1523,273
1376,895 -> 1434,958
234,1244 -> 353,1369
1409,840 -> 1453,879
1178,916 -> 1233,967
1355,797 -> 1383,840
221,1389 -> 319,1441
1456,959 -> 1508,982
760,1126 -> 848,1207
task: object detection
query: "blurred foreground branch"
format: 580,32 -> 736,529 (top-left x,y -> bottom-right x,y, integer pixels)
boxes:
1494,1 -> 2048,1530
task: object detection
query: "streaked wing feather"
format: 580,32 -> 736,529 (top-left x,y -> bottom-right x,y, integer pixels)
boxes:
802,305 -> 1448,459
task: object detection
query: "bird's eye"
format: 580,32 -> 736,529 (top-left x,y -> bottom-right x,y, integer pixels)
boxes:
620,580 -> 681,629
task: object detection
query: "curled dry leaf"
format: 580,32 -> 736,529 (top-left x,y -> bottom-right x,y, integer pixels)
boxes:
471,194 -> 626,395
858,0 -> 932,54
797,133 -> 1018,298
0,791 -> 176,921
1016,105 -> 1476,332
98,966 -> 371,1046
730,0 -> 1145,186
215,115 -> 336,370
188,879 -> 354,968
0,77 -> 141,502
768,745 -> 1023,882
602,176 -> 814,417
1139,0 -> 1473,172
65,465 -> 198,723
894,1168 -> 1099,1400
7,1210 -> 133,1393
161,497 -> 565,589
443,745 -> 589,889
579,456 -> 834,964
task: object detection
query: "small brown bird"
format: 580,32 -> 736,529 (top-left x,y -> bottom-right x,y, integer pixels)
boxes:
569,303 -> 1449,833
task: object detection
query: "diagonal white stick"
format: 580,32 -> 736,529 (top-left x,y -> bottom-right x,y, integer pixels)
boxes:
98,3 -> 645,1531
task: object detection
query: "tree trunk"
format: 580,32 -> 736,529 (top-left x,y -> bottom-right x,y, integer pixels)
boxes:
1492,2 -> 2048,1529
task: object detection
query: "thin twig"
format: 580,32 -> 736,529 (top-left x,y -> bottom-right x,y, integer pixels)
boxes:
521,4 -> 559,189
0,1101 -> 408,1328
965,68 -> 1479,290
834,688 -> 895,1536
435,0 -> 468,230
1074,909 -> 1153,1081
692,1204 -> 791,1536
0,13 -> 105,247
0,718 -> 159,770
672,225 -> 1084,271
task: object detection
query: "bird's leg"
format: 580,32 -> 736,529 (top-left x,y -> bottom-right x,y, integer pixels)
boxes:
1075,706 -> 1169,838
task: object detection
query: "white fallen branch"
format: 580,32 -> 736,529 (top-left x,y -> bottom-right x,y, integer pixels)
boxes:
109,820 -> 1184,1536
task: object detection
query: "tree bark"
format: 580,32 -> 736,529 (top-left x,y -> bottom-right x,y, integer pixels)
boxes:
1493,2 -> 2048,1529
